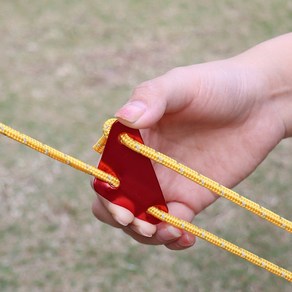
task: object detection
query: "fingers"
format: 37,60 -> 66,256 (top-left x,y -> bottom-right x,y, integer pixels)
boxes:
107,211 -> 195,250
130,217 -> 157,238
92,197 -> 121,228
115,67 -> 193,129
98,196 -> 134,227
122,202 -> 196,250
155,202 -> 196,250
92,192 -> 196,250
92,195 -> 157,238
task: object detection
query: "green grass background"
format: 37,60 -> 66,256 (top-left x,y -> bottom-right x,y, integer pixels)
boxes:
0,1 -> 291,291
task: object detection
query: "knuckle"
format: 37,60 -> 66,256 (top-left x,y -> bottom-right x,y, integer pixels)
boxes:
165,66 -> 186,80
132,79 -> 162,100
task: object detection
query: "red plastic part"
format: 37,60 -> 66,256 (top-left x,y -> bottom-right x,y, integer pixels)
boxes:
93,121 -> 168,224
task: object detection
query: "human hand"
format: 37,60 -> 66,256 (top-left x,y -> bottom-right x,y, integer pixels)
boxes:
92,34 -> 292,250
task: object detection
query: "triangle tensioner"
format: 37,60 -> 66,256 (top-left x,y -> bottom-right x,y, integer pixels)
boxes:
92,120 -> 168,224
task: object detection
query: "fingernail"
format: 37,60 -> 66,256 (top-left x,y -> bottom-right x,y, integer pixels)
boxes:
130,225 -> 153,238
180,233 -> 196,247
113,214 -> 130,227
115,100 -> 146,123
158,226 -> 182,241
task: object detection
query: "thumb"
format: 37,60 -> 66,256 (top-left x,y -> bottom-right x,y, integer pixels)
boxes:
115,68 -> 192,129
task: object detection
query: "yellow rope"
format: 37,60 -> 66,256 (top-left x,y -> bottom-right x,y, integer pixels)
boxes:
147,207 -> 292,282
94,119 -> 292,282
121,134 -> 292,232
0,122 -> 119,187
0,120 -> 291,282
96,119 -> 292,233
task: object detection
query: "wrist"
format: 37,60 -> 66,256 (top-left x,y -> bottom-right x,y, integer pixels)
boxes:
263,44 -> 292,139
235,34 -> 292,138
268,74 -> 292,138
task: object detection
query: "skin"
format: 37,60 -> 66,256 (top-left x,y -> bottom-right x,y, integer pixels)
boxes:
92,33 -> 292,250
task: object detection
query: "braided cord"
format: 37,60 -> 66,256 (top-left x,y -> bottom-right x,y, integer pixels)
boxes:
95,119 -> 292,282
120,133 -> 292,233
0,122 -> 119,187
0,119 -> 291,282
96,119 -> 291,232
147,207 -> 292,282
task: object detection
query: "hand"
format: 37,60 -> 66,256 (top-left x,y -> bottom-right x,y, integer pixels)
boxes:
92,34 -> 292,250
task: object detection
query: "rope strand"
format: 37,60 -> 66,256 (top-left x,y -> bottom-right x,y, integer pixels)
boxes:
0,119 -> 291,282
95,119 -> 292,233
0,122 -> 119,187
147,207 -> 292,282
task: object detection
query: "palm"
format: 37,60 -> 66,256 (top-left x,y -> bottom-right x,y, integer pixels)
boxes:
141,64 -> 283,220
93,36 -> 291,249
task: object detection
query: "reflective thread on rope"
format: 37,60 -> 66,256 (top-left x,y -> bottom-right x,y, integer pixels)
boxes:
0,122 -> 119,187
147,207 -> 292,282
0,120 -> 291,282
96,119 -> 292,233
120,133 -> 291,233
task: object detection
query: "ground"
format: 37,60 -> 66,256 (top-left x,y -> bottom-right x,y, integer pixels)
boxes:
0,1 -> 291,291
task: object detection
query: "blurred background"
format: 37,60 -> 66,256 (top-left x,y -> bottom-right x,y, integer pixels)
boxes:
0,1 -> 291,291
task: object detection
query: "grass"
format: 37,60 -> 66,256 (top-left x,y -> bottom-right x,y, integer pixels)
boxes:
0,0 -> 291,291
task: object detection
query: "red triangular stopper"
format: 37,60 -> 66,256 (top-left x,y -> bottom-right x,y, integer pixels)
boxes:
93,121 -> 168,224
